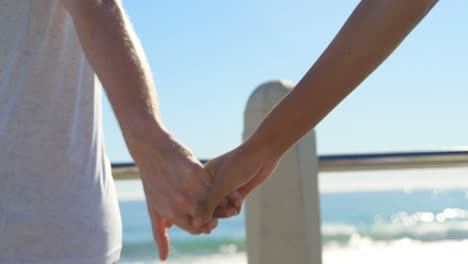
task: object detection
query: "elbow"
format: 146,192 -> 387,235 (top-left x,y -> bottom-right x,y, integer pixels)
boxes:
61,0 -> 120,17
61,0 -> 97,14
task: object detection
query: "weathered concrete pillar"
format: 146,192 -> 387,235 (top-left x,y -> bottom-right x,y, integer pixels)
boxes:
243,80 -> 322,264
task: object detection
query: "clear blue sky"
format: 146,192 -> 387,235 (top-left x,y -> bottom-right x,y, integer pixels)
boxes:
103,0 -> 468,162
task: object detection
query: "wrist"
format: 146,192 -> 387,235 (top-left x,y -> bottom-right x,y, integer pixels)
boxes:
241,135 -> 281,165
122,116 -> 169,148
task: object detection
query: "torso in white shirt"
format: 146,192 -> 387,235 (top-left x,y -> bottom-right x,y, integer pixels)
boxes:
0,1 -> 122,263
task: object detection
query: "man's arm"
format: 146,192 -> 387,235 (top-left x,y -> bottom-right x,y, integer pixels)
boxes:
62,0 -> 217,260
197,0 -> 439,225
63,0 -> 160,134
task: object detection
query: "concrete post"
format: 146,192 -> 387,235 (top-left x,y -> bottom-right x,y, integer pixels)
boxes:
243,80 -> 322,264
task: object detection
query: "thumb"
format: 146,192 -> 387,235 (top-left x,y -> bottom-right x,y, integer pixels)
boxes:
150,210 -> 171,261
213,192 -> 244,218
191,158 -> 226,229
238,159 -> 279,198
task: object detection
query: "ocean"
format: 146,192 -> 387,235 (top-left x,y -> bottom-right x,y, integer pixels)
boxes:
115,168 -> 468,263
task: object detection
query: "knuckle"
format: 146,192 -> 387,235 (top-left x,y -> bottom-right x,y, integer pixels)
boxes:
186,223 -> 202,235
176,192 -> 197,213
189,163 -> 202,176
190,229 -> 202,235
164,206 -> 179,221
194,199 -> 209,215
173,191 -> 187,205
210,219 -> 219,229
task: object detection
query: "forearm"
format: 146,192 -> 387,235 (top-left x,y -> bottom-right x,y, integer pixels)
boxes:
64,0 -> 164,143
246,0 -> 437,159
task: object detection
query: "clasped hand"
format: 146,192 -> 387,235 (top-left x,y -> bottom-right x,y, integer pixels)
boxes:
128,127 -> 278,260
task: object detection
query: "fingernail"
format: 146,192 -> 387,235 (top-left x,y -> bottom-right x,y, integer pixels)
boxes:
228,209 -> 236,217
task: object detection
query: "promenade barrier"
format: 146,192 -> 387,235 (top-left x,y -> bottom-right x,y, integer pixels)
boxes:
112,80 -> 468,264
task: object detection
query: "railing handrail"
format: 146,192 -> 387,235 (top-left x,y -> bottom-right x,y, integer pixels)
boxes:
318,149 -> 468,172
111,149 -> 468,180
319,149 -> 468,160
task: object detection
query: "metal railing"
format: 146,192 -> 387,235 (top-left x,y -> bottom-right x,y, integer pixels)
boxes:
111,149 -> 468,180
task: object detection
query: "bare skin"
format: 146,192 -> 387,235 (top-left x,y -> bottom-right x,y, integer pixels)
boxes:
61,0 -> 237,260
195,0 -> 439,227
61,0 -> 438,260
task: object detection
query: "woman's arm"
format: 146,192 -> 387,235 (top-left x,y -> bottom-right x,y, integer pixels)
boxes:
199,0 -> 439,226
248,0 -> 438,160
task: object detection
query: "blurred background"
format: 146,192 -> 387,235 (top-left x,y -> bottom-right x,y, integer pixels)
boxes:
107,1 -> 468,263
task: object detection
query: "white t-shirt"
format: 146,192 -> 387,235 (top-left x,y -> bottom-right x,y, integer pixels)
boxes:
0,1 -> 122,263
